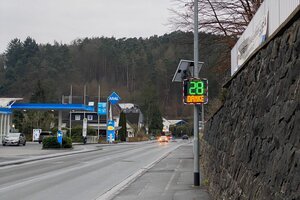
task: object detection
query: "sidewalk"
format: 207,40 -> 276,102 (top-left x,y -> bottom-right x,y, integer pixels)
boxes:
112,143 -> 211,200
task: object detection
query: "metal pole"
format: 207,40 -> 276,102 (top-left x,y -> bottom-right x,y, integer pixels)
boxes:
3,115 -> 7,137
202,103 -> 205,130
98,84 -> 100,142
106,98 -> 109,143
193,0 -> 200,186
83,84 -> 87,143
69,85 -> 72,138
0,114 -> 3,142
84,84 -> 86,119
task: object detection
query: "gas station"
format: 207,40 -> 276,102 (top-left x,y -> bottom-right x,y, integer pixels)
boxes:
0,98 -> 94,141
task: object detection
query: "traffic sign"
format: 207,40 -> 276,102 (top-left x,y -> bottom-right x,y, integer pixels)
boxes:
108,92 -> 121,105
98,102 -> 107,115
183,78 -> 208,104
107,120 -> 115,142
57,130 -> 63,145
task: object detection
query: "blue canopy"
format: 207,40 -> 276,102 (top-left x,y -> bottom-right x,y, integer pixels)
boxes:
11,103 -> 94,112
0,108 -> 12,114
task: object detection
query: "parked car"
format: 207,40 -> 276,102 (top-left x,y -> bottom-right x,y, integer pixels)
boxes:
38,131 -> 54,144
2,132 -> 26,146
182,135 -> 189,140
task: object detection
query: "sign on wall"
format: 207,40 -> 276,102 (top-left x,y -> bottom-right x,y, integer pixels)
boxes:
237,14 -> 268,67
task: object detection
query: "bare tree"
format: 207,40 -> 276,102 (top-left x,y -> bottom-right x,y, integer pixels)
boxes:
169,0 -> 264,79
169,0 -> 263,41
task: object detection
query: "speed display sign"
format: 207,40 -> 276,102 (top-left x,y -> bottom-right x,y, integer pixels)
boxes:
183,78 -> 208,105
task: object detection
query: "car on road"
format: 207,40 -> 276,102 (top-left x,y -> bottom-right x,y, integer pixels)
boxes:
2,132 -> 26,146
38,131 -> 54,144
182,135 -> 189,140
149,135 -> 156,140
158,135 -> 169,142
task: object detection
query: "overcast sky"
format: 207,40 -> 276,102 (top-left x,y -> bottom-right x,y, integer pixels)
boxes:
0,0 -> 174,54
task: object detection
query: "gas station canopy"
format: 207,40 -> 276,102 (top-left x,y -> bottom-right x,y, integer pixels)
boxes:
11,103 -> 94,112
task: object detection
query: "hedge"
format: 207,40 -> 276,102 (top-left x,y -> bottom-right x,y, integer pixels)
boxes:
42,136 -> 72,149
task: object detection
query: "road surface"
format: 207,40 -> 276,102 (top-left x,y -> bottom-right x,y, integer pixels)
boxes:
0,141 -> 183,200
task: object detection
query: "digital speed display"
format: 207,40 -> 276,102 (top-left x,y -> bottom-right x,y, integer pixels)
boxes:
183,78 -> 208,104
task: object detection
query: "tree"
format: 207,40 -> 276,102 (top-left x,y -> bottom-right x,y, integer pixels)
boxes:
23,37 -> 39,58
169,0 -> 263,46
148,104 -> 163,135
30,80 -> 46,103
1,32 -> 230,119
12,110 -> 25,132
5,38 -> 24,68
118,111 -> 127,141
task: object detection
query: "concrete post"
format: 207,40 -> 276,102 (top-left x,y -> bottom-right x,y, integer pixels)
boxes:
58,110 -> 62,131
0,114 -> 3,141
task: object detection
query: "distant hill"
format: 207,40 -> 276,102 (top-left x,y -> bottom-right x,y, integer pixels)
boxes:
0,31 -> 231,119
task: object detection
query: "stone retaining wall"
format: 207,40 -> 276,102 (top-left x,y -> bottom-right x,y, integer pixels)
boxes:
201,11 -> 299,200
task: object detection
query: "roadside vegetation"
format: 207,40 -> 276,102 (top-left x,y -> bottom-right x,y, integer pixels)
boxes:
1,32 -> 229,122
42,136 -> 72,149
0,1 -> 262,136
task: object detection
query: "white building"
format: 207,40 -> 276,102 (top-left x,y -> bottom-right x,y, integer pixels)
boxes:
162,118 -> 187,133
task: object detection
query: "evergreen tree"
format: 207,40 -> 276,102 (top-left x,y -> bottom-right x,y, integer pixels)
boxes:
30,80 -> 46,103
12,110 -> 24,132
1,32 -> 230,119
118,111 -> 127,141
148,104 -> 163,135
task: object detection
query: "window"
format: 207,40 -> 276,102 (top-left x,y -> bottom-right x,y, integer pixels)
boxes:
75,115 -> 81,121
87,115 -> 93,121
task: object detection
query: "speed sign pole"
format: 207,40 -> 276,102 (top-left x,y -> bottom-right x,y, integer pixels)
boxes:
193,0 -> 200,186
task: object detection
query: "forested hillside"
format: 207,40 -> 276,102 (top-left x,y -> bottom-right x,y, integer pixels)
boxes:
0,31 -> 231,119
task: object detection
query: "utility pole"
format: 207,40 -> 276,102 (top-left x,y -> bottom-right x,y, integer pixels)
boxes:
83,84 -> 86,118
193,0 -> 200,186
97,84 -> 100,142
69,85 -> 72,138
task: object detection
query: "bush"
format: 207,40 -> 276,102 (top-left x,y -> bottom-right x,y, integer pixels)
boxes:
42,136 -> 72,149
62,137 -> 72,148
69,125 -> 97,142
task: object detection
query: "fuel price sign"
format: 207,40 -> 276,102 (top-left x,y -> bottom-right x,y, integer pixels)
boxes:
183,78 -> 208,104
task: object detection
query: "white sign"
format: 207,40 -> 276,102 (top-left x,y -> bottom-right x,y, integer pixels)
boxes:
33,129 -> 42,142
82,118 -> 87,137
238,14 -> 268,66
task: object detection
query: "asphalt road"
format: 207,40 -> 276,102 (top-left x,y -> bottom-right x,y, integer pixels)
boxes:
0,141 -> 183,200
